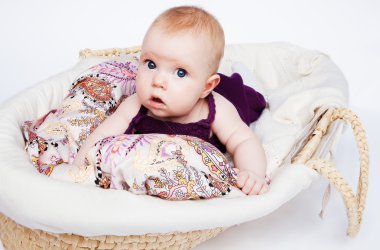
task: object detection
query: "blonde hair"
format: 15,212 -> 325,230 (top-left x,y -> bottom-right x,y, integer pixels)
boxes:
147,6 -> 225,73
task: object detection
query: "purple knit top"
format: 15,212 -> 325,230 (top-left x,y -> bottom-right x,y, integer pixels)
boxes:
124,73 -> 266,153
125,93 -> 225,152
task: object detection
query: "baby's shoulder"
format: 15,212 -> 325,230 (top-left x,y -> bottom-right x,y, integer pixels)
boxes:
116,93 -> 141,116
120,93 -> 140,106
212,91 -> 235,111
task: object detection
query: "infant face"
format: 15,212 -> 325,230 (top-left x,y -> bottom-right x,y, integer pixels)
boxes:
136,26 -> 214,120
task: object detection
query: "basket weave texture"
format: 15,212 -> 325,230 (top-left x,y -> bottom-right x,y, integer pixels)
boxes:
0,213 -> 224,250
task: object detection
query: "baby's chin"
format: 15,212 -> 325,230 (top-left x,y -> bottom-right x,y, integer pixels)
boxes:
150,109 -> 187,123
146,106 -> 171,119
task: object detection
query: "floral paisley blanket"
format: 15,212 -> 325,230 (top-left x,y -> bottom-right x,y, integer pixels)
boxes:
23,55 -> 139,176
86,134 -> 238,200
23,53 -> 242,200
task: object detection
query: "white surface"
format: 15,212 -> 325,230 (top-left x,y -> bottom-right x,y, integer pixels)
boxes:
0,0 -> 378,249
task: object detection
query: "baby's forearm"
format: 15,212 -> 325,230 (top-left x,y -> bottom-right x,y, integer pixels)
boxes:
232,135 -> 267,178
72,95 -> 138,166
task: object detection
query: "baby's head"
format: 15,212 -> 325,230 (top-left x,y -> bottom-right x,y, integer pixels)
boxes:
146,6 -> 225,73
136,6 -> 225,119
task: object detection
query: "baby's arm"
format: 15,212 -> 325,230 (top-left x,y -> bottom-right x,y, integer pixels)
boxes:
73,94 -> 141,167
212,92 -> 268,195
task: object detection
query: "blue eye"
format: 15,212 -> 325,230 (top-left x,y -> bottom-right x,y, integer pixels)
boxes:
146,60 -> 156,69
176,68 -> 187,78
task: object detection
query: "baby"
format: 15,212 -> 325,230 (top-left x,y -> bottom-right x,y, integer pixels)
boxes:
74,6 -> 269,195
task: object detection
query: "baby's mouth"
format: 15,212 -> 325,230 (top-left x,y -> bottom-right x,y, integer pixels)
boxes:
151,96 -> 164,104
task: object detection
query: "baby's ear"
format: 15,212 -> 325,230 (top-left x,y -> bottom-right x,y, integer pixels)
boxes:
201,74 -> 220,98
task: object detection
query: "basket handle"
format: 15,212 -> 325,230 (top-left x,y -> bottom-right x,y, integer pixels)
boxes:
306,108 -> 369,237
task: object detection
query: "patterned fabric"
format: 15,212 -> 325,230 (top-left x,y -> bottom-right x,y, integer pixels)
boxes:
86,134 -> 238,200
23,54 -> 140,175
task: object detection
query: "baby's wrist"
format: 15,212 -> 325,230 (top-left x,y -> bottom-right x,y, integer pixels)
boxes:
240,168 -> 265,178
238,168 -> 271,185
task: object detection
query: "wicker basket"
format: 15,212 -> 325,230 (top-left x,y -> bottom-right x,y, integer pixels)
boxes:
0,48 -> 369,250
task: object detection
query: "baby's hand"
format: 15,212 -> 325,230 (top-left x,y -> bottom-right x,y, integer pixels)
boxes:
234,168 -> 270,195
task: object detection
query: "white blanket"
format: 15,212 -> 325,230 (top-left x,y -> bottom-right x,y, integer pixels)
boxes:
0,43 -> 348,236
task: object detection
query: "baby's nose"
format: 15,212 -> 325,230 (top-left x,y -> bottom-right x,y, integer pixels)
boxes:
152,74 -> 167,90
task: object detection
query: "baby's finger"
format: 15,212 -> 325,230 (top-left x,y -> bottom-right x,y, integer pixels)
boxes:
258,183 -> 269,195
241,179 -> 255,194
248,181 -> 262,195
237,172 -> 248,188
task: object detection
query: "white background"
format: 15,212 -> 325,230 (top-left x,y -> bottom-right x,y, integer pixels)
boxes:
0,0 -> 378,249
